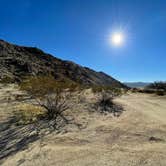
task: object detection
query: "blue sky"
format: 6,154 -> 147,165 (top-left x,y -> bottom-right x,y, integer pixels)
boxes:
0,0 -> 166,82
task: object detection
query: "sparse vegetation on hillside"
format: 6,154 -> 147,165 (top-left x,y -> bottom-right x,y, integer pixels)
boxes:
92,85 -> 123,96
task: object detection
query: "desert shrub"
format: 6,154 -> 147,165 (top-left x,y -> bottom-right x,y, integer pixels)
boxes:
141,89 -> 157,94
155,90 -> 165,96
133,88 -> 151,93
92,85 -> 122,97
15,104 -> 44,125
111,87 -> 123,96
94,92 -> 123,116
0,76 -> 14,84
146,81 -> 166,91
97,93 -> 114,112
131,88 -> 139,93
131,88 -> 163,95
92,86 -> 104,93
141,81 -> 166,95
20,76 -> 78,128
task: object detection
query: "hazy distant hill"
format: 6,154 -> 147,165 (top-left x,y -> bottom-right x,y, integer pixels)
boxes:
0,39 -> 126,88
124,82 -> 151,88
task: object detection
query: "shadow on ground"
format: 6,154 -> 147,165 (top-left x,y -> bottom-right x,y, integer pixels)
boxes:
0,115 -> 84,163
0,116 -> 39,162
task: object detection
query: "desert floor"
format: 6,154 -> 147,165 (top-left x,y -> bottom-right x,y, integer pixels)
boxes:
0,84 -> 166,166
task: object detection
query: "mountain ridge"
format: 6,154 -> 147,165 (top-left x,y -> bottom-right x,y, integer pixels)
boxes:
0,39 -> 126,88
124,82 -> 151,88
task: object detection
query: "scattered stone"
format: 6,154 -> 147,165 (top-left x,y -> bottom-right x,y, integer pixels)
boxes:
149,136 -> 164,142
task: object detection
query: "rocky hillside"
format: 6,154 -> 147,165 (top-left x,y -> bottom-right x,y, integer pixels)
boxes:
0,39 -> 126,88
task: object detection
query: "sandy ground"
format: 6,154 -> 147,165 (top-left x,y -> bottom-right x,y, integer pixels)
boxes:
0,84 -> 166,166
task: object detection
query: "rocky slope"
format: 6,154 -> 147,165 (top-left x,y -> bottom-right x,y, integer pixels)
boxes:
0,39 -> 125,88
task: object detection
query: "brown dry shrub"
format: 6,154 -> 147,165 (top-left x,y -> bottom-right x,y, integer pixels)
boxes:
19,76 -> 79,127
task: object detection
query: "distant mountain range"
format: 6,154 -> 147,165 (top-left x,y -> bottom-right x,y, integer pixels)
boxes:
0,39 -> 126,88
124,82 -> 151,88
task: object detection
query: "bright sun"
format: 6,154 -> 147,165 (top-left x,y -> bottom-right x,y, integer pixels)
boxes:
111,32 -> 124,46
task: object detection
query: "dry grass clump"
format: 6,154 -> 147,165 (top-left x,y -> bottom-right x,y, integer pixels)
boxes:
15,104 -> 45,125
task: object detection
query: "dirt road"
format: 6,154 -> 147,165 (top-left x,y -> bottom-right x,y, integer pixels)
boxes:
1,86 -> 166,166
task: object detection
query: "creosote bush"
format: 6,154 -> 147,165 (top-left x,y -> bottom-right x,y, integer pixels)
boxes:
20,76 -> 78,128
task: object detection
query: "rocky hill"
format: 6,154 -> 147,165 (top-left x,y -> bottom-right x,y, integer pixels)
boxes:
0,39 -> 126,88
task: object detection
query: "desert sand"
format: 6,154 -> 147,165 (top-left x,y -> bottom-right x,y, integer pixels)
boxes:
0,84 -> 166,166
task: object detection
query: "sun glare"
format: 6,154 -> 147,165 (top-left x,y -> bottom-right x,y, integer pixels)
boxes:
111,32 -> 124,46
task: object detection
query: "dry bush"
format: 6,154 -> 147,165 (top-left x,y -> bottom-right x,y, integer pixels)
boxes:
97,93 -> 114,112
0,76 -> 14,84
144,81 -> 166,96
94,92 -> 123,116
91,86 -> 124,116
131,88 -> 159,94
92,85 -> 123,97
146,81 -> 166,91
20,76 -> 78,128
155,90 -> 165,96
91,86 -> 104,93
131,88 -> 139,93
